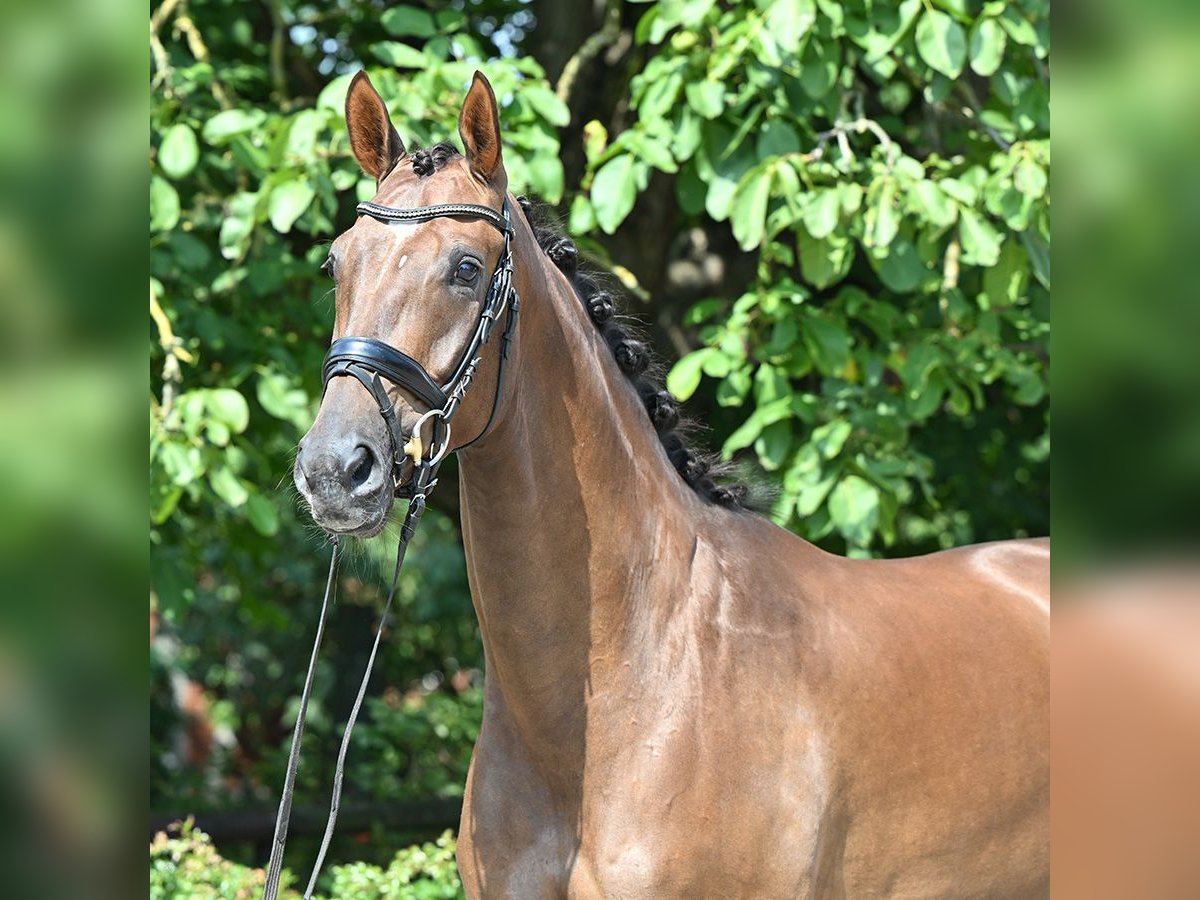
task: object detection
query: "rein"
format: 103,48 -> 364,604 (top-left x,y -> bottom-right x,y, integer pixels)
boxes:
262,198 -> 519,900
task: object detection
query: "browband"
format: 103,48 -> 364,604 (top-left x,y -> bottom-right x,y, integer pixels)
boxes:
355,201 -> 510,235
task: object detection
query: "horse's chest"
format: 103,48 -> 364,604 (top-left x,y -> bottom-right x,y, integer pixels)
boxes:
463,709 -> 827,899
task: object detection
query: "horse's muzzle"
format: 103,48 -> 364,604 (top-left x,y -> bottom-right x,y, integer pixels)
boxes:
294,433 -> 391,535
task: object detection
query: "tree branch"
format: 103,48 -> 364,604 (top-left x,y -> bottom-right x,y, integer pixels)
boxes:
150,281 -> 193,423
174,2 -> 233,109
554,0 -> 622,108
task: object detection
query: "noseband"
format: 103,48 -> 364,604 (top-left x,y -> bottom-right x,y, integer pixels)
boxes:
263,196 -> 521,900
321,197 -> 520,497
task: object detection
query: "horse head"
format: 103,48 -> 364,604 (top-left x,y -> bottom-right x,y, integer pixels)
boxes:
294,71 -> 512,536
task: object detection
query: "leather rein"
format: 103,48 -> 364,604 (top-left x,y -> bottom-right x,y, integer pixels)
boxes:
262,197 -> 519,900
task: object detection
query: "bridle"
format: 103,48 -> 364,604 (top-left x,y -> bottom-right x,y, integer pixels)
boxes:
262,196 -> 520,900
323,196 -> 519,494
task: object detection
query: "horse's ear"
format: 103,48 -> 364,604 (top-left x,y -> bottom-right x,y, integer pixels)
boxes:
344,70 -> 406,182
458,71 -> 504,185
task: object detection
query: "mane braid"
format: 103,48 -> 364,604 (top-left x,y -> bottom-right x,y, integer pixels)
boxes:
411,142 -> 462,177
515,195 -> 749,510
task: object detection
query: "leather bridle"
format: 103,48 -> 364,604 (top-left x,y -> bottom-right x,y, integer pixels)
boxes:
322,197 -> 520,497
263,196 -> 520,900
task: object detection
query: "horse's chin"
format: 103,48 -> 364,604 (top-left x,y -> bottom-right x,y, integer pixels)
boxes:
342,513 -> 390,539
307,493 -> 392,538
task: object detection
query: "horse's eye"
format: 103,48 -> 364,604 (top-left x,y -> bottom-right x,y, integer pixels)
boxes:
455,260 -> 481,285
320,255 -> 335,279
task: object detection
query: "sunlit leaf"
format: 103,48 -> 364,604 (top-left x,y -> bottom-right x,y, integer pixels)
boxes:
268,179 -> 316,233
969,17 -> 1007,76
159,124 -> 199,180
915,10 -> 967,78
591,154 -> 638,233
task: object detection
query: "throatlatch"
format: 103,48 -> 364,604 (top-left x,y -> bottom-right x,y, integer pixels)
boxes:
263,198 -> 519,900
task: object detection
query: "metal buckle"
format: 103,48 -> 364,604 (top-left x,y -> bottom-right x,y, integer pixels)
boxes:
402,407 -> 453,467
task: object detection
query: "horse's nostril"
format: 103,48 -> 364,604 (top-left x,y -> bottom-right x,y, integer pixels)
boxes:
348,445 -> 375,491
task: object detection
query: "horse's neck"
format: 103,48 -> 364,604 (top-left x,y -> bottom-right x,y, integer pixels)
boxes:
457,220 -> 698,778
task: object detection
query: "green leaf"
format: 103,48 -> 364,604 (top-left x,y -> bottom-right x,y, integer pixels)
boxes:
268,179 -> 316,233
915,10 -> 967,78
639,71 -> 684,119
209,467 -> 249,508
958,208 -> 1002,266
998,7 -> 1039,46
909,180 -> 957,227
591,154 -> 638,233
984,238 -> 1029,303
803,315 -> 852,376
287,110 -> 326,161
680,0 -> 716,27
803,188 -> 842,240
381,7 -> 436,37
1021,230 -> 1051,288
722,397 -> 793,456
159,124 -> 199,180
628,132 -> 677,172
794,474 -> 837,517
206,388 -> 250,433
317,73 -> 355,111
799,38 -> 840,98
685,81 -> 725,119
158,441 -> 203,486
731,167 -> 773,250
968,17 -> 1007,76
705,173 -> 738,221
873,238 -> 928,292
867,182 -> 900,248
755,364 -> 792,404
150,176 -> 180,232
219,191 -> 257,261
523,85 -> 571,127
256,371 -> 311,431
798,231 -> 854,288
766,0 -> 817,52
1009,367 -> 1046,406
435,9 -> 467,31
701,348 -> 734,378
245,493 -> 280,537
1013,157 -> 1047,199
755,421 -> 793,471
757,121 -> 801,159
829,475 -> 880,546
667,348 -> 712,401
811,419 -> 852,459
717,368 -> 752,407
901,342 -> 941,392
370,42 -> 427,68
202,109 -> 266,144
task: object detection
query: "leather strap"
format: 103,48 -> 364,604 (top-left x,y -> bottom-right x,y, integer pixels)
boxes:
265,198 -> 518,899
356,201 -> 509,235
324,337 -> 448,410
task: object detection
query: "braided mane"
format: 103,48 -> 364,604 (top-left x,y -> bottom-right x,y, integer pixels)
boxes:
411,143 -> 748,509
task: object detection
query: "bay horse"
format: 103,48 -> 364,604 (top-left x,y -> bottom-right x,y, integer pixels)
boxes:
293,70 -> 1050,898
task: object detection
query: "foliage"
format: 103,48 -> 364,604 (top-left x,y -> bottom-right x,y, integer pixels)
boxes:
149,0 -> 1048,883
151,818 -> 284,898
324,832 -> 462,899
150,820 -> 461,899
570,0 -> 1050,554
351,689 -> 484,801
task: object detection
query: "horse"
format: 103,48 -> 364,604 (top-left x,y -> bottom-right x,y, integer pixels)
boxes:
293,70 -> 1050,899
